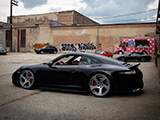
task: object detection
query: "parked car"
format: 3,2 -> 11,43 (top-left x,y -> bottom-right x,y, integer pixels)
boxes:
35,46 -> 58,54
116,52 -> 152,62
0,47 -> 7,55
12,52 -> 143,97
97,51 -> 113,57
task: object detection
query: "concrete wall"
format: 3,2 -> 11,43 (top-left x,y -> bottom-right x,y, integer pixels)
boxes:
0,29 -> 5,47
49,23 -> 158,53
8,10 -> 98,26
2,23 -> 158,53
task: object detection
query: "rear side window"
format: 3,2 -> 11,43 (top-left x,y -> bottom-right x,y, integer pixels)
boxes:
79,56 -> 100,65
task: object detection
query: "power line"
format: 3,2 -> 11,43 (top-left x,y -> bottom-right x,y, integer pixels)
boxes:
104,17 -> 156,23
94,8 -> 157,20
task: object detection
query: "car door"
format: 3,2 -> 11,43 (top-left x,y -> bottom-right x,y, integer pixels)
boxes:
50,64 -> 80,86
38,64 -> 81,89
45,46 -> 51,53
41,55 -> 85,90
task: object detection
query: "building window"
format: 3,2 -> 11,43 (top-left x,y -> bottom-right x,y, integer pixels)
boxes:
5,30 -> 10,47
21,30 -> 26,47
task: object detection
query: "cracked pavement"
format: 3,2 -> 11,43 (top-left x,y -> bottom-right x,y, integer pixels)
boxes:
0,53 -> 160,120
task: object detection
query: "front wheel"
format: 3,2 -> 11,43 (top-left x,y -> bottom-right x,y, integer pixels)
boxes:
19,70 -> 37,89
89,73 -> 113,97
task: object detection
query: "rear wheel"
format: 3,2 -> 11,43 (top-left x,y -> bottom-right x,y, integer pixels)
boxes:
118,51 -> 123,55
19,70 -> 37,89
89,73 -> 113,97
53,50 -> 57,54
142,51 -> 147,54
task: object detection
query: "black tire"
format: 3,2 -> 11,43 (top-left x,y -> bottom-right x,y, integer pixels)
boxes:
118,51 -> 123,55
89,73 -> 113,97
19,70 -> 37,89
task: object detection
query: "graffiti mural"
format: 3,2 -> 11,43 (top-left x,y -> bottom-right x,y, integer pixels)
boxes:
78,43 -> 96,51
61,43 -> 96,52
61,44 -> 77,52
33,43 -> 50,50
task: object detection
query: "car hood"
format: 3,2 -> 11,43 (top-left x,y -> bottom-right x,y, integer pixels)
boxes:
16,64 -> 48,72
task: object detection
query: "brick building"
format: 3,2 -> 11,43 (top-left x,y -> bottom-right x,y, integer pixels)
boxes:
0,10 -> 159,53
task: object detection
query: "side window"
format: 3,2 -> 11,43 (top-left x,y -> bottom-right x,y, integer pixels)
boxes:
53,55 -> 82,65
21,30 -> 26,47
104,51 -> 108,54
130,53 -> 139,56
46,46 -> 50,49
79,56 -> 100,65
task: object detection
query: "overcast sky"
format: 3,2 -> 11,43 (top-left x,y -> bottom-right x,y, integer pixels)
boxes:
0,0 -> 159,24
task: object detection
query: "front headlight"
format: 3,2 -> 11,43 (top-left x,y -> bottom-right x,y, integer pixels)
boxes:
119,70 -> 136,74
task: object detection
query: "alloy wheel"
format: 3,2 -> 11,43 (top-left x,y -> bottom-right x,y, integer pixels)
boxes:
19,70 -> 35,89
53,51 -> 57,54
89,74 -> 111,97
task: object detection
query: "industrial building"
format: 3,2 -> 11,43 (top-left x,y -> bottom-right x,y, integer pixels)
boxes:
0,10 -> 159,53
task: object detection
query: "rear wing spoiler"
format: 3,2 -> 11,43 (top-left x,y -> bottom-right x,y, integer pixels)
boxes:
129,63 -> 141,70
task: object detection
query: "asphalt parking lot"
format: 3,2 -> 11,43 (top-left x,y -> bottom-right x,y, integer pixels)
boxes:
0,52 -> 160,120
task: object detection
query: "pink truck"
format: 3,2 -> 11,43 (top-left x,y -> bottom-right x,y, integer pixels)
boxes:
115,36 -> 155,54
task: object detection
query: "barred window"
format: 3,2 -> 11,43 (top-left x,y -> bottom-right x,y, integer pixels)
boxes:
5,30 -> 10,47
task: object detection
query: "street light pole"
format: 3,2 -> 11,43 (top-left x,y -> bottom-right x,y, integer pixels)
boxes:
97,24 -> 99,52
10,0 -> 12,51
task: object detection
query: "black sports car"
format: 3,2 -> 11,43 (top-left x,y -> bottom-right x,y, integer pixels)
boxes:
116,52 -> 152,62
0,47 -> 7,55
35,46 -> 58,54
12,52 -> 143,97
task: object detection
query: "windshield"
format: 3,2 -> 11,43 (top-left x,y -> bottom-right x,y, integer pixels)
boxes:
93,53 -> 124,65
97,51 -> 103,54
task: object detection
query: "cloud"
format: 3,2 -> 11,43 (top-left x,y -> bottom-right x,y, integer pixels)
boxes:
148,0 -> 159,9
21,0 -> 47,9
0,0 -> 158,24
79,0 -> 158,24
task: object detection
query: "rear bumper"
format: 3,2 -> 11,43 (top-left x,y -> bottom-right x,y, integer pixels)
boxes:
112,69 -> 143,93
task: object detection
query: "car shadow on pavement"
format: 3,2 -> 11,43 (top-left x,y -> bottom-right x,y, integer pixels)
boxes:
115,90 -> 144,97
39,88 -> 144,98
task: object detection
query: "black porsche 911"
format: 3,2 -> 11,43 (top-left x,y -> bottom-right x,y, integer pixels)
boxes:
12,52 -> 143,97
116,52 -> 152,62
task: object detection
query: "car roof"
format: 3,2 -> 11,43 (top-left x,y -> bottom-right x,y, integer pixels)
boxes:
57,52 -> 123,65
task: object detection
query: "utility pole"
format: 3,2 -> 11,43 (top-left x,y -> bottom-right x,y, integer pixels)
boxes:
97,24 -> 99,52
10,0 -> 18,51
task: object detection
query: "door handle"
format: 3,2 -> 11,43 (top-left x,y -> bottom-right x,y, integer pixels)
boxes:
51,66 -> 57,69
